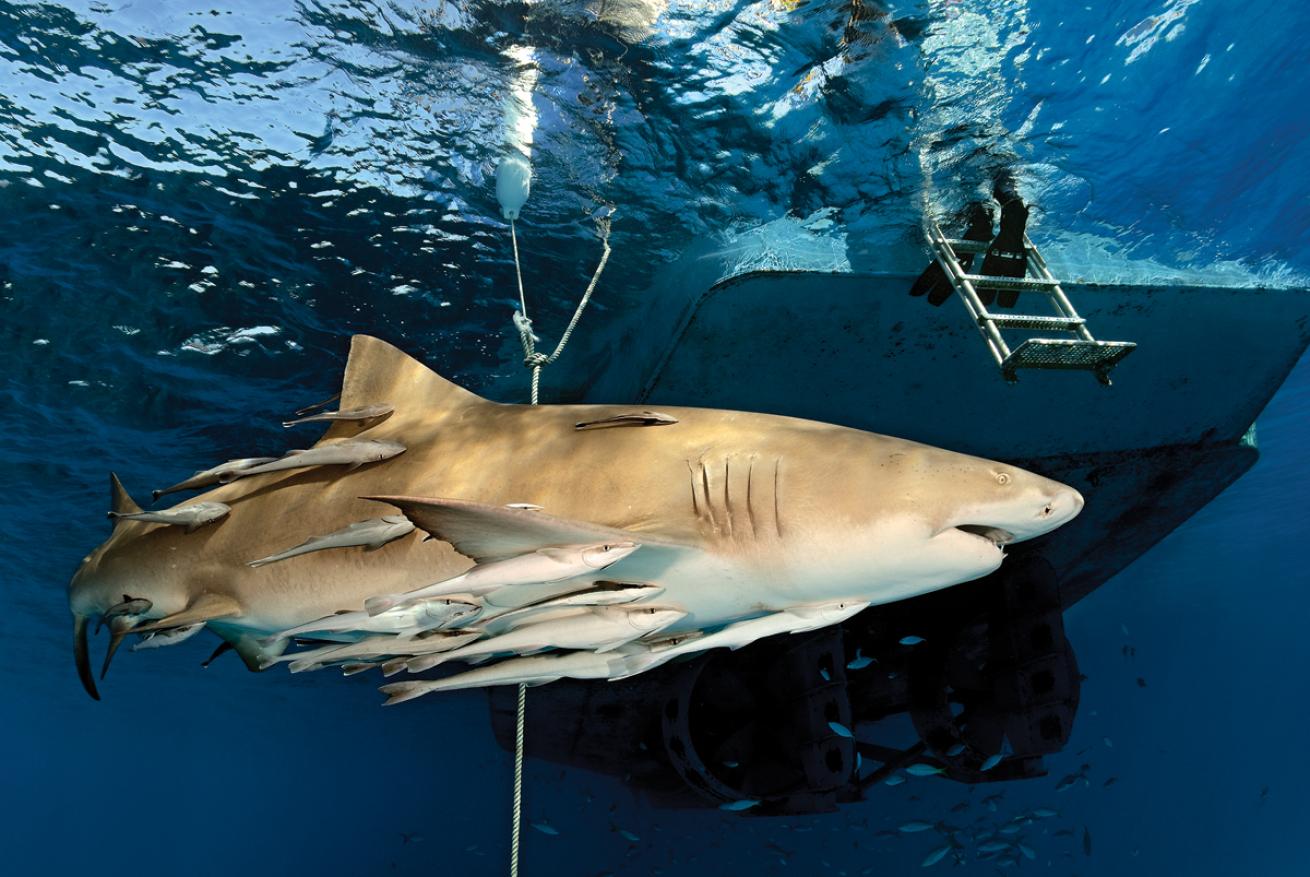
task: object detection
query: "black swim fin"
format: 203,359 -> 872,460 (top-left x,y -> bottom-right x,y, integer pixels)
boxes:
979,196 -> 1030,308
910,204 -> 994,307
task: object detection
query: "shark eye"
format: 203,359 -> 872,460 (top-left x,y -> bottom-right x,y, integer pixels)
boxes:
995,472 -> 1011,486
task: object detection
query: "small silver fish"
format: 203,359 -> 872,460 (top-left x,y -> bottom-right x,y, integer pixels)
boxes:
846,649 -> 875,670
282,403 -> 393,428
906,763 -> 945,777
921,847 -> 951,868
109,501 -> 230,533
1056,773 -> 1082,792
574,411 -> 678,430
898,821 -> 933,833
899,635 -> 926,646
719,799 -> 760,812
249,515 -> 414,568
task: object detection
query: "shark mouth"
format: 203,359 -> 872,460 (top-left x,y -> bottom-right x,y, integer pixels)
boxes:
954,525 -> 1015,549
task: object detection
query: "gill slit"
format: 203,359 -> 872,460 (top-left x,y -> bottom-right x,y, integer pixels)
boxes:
745,458 -> 758,538
773,457 -> 783,539
723,458 -> 733,538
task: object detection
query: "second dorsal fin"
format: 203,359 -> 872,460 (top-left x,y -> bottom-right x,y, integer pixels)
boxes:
109,473 -> 143,520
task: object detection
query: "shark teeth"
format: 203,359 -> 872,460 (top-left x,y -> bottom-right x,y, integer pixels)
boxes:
955,525 -> 1015,547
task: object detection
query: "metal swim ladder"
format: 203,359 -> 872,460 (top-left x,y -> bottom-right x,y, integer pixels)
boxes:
925,219 -> 1137,385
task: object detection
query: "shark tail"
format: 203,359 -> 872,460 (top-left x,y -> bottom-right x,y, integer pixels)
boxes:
380,681 -> 438,706
381,657 -> 410,677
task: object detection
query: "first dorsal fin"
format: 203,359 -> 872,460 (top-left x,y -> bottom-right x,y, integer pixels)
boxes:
337,335 -> 487,416
109,473 -> 143,518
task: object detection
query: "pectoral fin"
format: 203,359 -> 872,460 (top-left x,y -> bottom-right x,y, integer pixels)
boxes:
133,593 -> 242,635
365,495 -> 675,563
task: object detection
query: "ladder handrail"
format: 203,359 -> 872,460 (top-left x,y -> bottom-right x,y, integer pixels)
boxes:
922,218 -> 1135,386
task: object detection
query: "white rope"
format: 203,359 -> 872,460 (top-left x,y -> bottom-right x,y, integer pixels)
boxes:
506,213 -> 612,876
510,679 -> 526,877
512,217 -> 612,405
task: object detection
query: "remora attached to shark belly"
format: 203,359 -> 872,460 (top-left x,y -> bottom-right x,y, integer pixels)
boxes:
67,334 -> 1084,700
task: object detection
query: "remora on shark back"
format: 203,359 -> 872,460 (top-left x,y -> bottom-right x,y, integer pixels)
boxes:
67,335 -> 1083,699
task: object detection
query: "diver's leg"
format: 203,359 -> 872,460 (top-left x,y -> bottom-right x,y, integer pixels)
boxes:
911,202 -> 995,307
980,173 -> 1030,307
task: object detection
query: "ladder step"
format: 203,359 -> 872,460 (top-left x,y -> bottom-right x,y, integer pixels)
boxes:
985,314 -> 1085,331
1002,339 -> 1136,375
960,274 -> 1060,291
941,238 -> 988,255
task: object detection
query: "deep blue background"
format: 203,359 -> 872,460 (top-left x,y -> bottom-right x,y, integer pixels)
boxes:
2,1 -> 1307,874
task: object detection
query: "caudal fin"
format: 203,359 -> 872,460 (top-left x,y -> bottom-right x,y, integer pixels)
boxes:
379,681 -> 437,706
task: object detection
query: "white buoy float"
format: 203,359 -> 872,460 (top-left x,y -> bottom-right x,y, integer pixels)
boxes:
496,155 -> 532,221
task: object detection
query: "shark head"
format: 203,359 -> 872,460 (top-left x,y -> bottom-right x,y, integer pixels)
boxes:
875,445 -> 1082,597
768,437 -> 1084,605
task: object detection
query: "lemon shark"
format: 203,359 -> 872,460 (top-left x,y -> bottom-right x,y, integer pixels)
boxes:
68,334 -> 1083,700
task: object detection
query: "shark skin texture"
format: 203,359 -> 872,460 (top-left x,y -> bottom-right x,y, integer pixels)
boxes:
68,335 -> 1083,700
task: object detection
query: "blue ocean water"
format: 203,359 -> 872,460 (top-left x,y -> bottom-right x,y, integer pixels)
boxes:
2,1 -> 1307,874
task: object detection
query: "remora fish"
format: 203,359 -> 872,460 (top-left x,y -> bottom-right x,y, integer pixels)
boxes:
153,458 -> 277,500
248,516 -> 414,568
278,629 -> 481,671
574,411 -> 678,430
222,438 -> 406,482
282,403 -> 394,428
478,583 -> 665,636
363,542 -> 640,616
380,649 -> 628,704
274,597 -> 479,639
405,606 -> 686,673
132,623 -> 205,651
614,600 -> 868,678
109,501 -> 230,533
68,334 -> 1084,700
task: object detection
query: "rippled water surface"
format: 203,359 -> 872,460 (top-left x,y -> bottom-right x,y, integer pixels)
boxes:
3,1 -> 1308,874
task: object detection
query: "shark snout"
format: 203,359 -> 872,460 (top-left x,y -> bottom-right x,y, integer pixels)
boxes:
1006,483 -> 1084,543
